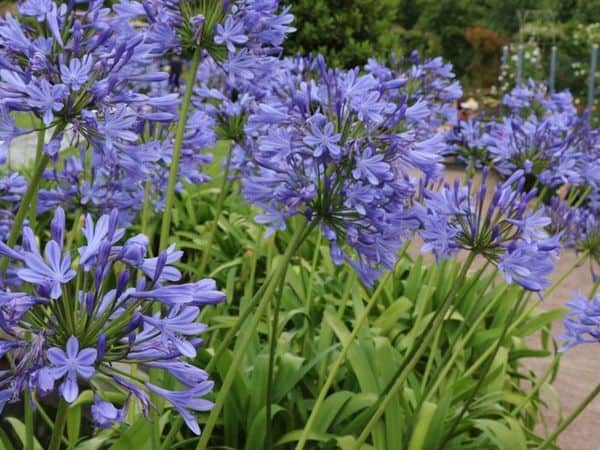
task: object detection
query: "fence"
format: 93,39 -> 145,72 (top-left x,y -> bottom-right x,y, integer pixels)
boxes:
502,43 -> 599,114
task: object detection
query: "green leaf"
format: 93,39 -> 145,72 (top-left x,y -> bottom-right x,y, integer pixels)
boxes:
67,404 -> 82,447
407,401 -> 437,450
3,418 -> 42,450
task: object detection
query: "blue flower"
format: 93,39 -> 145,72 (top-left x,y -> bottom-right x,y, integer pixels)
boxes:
498,243 -> 553,293
214,15 -> 248,53
18,240 -> 76,299
47,336 -> 97,403
415,169 -> 558,292
91,397 -> 128,428
302,115 -> 342,159
352,147 -> 392,185
146,382 -> 214,435
60,56 -> 93,91
26,78 -> 66,125
561,293 -> 600,350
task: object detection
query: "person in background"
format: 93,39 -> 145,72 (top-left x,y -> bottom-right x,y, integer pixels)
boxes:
168,51 -> 183,91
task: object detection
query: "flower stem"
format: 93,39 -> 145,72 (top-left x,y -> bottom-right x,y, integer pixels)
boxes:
266,261 -> 289,449
294,272 -> 391,450
205,224 -> 313,374
141,180 -> 153,237
48,400 -> 69,450
443,290 -> 526,443
352,253 -> 476,449
0,123 -> 65,276
28,127 -> 46,231
512,352 -> 560,418
199,142 -> 233,274
545,251 -> 589,297
536,383 -> 600,450
589,275 -> 600,298
24,392 -> 34,450
196,220 -> 311,450
158,46 -> 202,251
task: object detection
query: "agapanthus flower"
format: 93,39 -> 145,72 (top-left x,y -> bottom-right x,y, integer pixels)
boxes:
0,208 -> 225,434
468,81 -> 593,192
561,292 -> 600,349
240,55 -> 452,285
413,169 -> 559,292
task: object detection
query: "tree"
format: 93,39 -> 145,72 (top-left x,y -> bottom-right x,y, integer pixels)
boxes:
284,0 -> 402,68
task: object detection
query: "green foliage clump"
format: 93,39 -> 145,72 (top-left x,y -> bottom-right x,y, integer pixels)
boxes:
284,0 -> 403,68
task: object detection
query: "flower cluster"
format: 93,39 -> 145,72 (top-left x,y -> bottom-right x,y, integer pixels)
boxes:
451,81 -> 598,193
0,208 -> 225,434
0,0 -> 294,223
365,51 -> 463,133
413,169 -> 560,292
240,54 -> 453,285
561,292 -> 600,349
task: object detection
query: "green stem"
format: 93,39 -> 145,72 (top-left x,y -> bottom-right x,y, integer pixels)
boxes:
48,400 -> 69,450
1,123 -> 65,275
1,153 -> 48,273
317,268 -> 355,387
545,251 -> 589,297
160,417 -> 183,450
352,253 -> 476,449
205,225 -> 313,374
536,383 -> 600,450
590,275 -> 600,298
266,263 -> 289,449
572,185 -> 592,209
158,46 -> 202,251
512,353 -> 560,418
196,221 -> 311,450
141,180 -> 152,237
532,185 -> 548,210
199,142 -> 233,274
294,272 -> 391,450
443,291 -> 526,445
24,392 -> 34,450
304,232 -> 322,315
29,127 -> 46,230
205,256 -> 279,374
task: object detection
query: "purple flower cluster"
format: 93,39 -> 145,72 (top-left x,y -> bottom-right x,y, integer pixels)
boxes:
365,51 -> 463,157
414,169 -> 560,292
240,54 -> 454,285
0,208 -> 225,434
562,292 -> 600,349
457,82 -> 598,191
0,1 -> 294,223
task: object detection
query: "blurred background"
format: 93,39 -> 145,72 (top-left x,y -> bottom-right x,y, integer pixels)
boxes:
283,0 -> 600,110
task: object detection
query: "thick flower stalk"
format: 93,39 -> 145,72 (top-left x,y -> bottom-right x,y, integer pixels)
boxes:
414,168 -> 560,292
0,208 -> 225,436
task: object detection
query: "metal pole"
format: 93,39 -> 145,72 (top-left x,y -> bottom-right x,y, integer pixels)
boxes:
549,46 -> 557,93
516,45 -> 524,87
502,45 -> 509,68
587,44 -> 598,113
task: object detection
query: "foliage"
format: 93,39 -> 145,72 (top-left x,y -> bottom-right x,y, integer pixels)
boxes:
495,41 -> 544,95
283,0 -> 403,68
465,26 -> 507,88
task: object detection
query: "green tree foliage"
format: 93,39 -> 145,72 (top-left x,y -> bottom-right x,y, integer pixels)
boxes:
284,0 -> 402,68
284,0 -> 600,80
